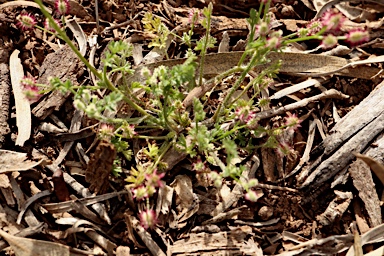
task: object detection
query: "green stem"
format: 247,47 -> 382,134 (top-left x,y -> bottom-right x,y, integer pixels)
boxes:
213,124 -> 247,142
213,51 -> 260,123
34,0 -> 151,119
198,3 -> 213,88
150,139 -> 174,172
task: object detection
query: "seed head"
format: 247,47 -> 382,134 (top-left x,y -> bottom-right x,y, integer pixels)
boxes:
131,186 -> 148,201
145,169 -> 165,188
139,209 -> 157,229
346,29 -> 369,46
321,10 -> 345,32
44,18 -> 62,32
257,22 -> 270,37
55,0 -> 70,16
284,112 -> 302,131
276,141 -> 293,157
306,20 -> 323,35
16,13 -> 36,31
21,76 -> 42,103
321,34 -> 338,49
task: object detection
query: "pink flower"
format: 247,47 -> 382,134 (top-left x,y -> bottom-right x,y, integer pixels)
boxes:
145,169 -> 165,188
55,0 -> 70,16
192,158 -> 207,172
276,141 -> 293,157
257,22 -> 270,37
123,124 -> 137,138
44,18 -> 62,32
16,13 -> 36,31
98,123 -> 114,140
188,9 -> 202,25
284,112 -> 302,131
266,31 -> 283,50
139,209 -> 157,229
21,76 -> 42,103
306,20 -> 323,35
266,36 -> 281,50
321,10 -> 345,32
346,29 -> 369,46
235,106 -> 255,124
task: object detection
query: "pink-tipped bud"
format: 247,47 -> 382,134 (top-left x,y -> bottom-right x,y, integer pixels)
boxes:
98,123 -> 114,141
321,10 -> 345,32
346,29 -> 369,46
276,141 -> 293,157
266,30 -> 283,50
284,112 -> 302,131
44,18 -> 62,32
139,209 -> 157,229
257,22 -> 270,37
55,0 -> 70,15
21,76 -> 42,103
145,169 -> 165,188
306,20 -> 323,35
131,186 -> 148,201
321,34 -> 338,49
16,13 -> 36,31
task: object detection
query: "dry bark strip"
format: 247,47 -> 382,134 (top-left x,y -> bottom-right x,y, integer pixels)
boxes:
349,159 -> 382,228
300,81 -> 384,195
0,62 -> 10,148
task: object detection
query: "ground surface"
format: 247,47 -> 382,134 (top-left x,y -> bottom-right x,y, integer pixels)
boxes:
0,0 -> 384,255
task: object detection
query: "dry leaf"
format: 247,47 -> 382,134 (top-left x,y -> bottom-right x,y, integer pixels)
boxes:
9,50 -> 31,146
0,229 -> 71,256
0,150 -> 43,173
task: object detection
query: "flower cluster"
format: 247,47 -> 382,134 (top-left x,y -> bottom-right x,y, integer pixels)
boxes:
300,9 -> 369,49
139,209 -> 158,229
130,169 -> 165,201
16,0 -> 68,32
20,76 -> 43,103
234,106 -> 259,129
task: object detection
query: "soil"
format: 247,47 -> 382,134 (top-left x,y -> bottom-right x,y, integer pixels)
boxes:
0,0 -> 384,255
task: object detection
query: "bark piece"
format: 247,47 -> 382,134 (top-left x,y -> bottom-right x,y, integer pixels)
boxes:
85,140 -> 117,195
0,62 -> 10,148
316,190 -> 352,226
32,45 -> 84,120
349,159 -> 382,228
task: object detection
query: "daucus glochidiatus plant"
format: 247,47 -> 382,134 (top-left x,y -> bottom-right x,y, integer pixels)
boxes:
20,0 -> 369,229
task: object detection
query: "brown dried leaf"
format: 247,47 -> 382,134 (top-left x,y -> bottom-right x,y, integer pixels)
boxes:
0,150 -> 43,173
0,229 -> 71,256
85,140 -> 117,194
